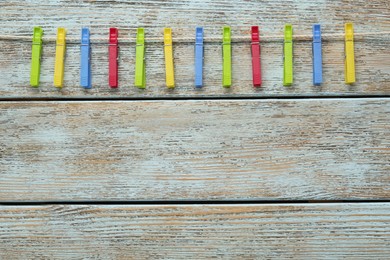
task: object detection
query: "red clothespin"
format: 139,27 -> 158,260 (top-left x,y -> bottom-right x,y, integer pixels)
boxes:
109,28 -> 118,88
251,26 -> 262,87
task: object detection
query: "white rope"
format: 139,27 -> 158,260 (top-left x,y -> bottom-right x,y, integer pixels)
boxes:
0,31 -> 388,44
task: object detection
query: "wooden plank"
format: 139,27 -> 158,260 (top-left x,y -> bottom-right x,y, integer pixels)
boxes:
0,203 -> 389,258
0,99 -> 389,201
0,0 -> 389,98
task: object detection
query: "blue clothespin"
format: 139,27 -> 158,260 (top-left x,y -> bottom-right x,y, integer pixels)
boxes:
80,27 -> 91,89
195,27 -> 204,88
312,24 -> 322,86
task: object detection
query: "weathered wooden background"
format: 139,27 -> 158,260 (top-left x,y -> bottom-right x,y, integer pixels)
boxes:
0,0 -> 389,259
1,0 -> 389,98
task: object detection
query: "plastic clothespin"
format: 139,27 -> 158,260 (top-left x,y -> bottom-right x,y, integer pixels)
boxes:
312,24 -> 323,86
164,28 -> 175,88
80,27 -> 91,89
30,27 -> 43,87
222,26 -> 231,88
54,27 -> 66,88
109,27 -> 119,88
345,23 -> 355,84
283,24 -> 293,86
251,26 -> 261,87
195,27 -> 204,88
135,28 -> 146,89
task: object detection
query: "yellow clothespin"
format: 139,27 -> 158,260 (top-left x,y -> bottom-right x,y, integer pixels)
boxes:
164,28 -> 175,88
54,28 -> 66,88
345,23 -> 355,84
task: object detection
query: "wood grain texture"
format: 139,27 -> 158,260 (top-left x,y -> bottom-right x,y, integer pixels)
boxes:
1,99 -> 389,201
0,203 -> 389,259
0,0 -> 389,98
1,1 -> 389,256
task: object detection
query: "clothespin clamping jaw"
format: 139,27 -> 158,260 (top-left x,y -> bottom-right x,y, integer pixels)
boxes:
283,24 -> 293,86
54,27 -> 66,88
80,27 -> 91,89
135,28 -> 146,89
312,24 -> 323,86
194,27 -> 204,88
30,27 -> 43,87
251,26 -> 262,87
344,23 -> 355,84
164,28 -> 175,88
222,26 -> 232,88
109,27 -> 119,88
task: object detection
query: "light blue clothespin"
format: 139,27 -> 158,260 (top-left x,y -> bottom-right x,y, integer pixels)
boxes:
80,27 -> 91,89
312,24 -> 322,86
195,27 -> 204,88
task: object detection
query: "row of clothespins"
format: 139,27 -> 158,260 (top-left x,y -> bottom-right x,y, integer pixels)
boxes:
30,23 -> 356,89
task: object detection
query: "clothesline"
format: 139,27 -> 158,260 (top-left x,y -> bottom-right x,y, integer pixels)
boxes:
0,31 -> 389,44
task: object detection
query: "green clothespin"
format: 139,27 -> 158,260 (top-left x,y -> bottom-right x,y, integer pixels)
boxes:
283,24 -> 293,86
222,26 -> 232,87
135,28 -> 146,88
30,27 -> 43,87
